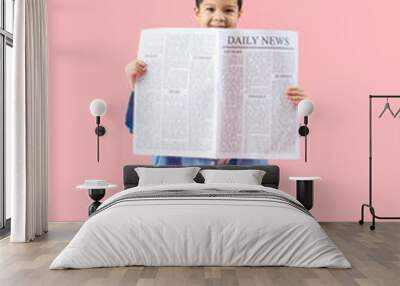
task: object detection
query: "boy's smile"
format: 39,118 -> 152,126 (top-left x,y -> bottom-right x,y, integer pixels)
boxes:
195,0 -> 241,28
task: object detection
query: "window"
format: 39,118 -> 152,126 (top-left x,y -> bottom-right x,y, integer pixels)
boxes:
1,0 -> 14,234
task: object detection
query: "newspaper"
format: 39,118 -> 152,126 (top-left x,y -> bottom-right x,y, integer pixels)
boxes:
134,28 -> 299,160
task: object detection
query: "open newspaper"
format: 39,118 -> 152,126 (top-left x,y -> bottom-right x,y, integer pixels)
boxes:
133,28 -> 299,159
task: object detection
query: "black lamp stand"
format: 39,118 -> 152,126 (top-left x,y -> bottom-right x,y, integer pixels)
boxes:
298,116 -> 310,162
95,116 -> 106,162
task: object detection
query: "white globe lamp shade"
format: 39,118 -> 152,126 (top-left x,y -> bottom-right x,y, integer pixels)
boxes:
90,99 -> 107,117
298,99 -> 314,116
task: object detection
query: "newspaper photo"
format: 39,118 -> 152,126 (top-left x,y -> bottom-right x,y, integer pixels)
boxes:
133,28 -> 299,160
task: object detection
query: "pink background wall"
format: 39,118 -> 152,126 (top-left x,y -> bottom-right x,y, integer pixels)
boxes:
46,0 -> 400,221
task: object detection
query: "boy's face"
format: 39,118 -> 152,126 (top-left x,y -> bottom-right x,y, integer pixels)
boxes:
194,0 -> 241,28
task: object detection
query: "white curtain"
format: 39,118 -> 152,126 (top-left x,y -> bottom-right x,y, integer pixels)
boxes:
9,0 -> 48,242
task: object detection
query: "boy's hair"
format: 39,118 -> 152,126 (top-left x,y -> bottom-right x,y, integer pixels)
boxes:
195,0 -> 243,11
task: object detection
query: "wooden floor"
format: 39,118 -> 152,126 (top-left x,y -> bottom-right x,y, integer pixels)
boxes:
0,222 -> 399,286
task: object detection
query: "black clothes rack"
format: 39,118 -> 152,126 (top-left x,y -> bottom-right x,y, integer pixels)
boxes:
359,95 -> 400,230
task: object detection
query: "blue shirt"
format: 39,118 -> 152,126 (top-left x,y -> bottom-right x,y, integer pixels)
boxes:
125,91 -> 268,166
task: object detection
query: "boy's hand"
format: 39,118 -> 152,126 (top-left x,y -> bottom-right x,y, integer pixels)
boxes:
125,60 -> 147,88
286,86 -> 307,105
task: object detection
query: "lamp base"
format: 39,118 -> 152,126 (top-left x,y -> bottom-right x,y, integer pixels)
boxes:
298,126 -> 309,136
95,126 -> 106,136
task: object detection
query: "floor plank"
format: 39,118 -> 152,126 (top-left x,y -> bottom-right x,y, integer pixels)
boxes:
0,222 -> 400,285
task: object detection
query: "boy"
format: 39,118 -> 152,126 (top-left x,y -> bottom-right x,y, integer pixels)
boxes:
125,0 -> 307,165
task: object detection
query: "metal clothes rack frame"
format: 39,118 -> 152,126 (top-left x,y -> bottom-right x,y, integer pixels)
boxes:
359,95 -> 400,230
